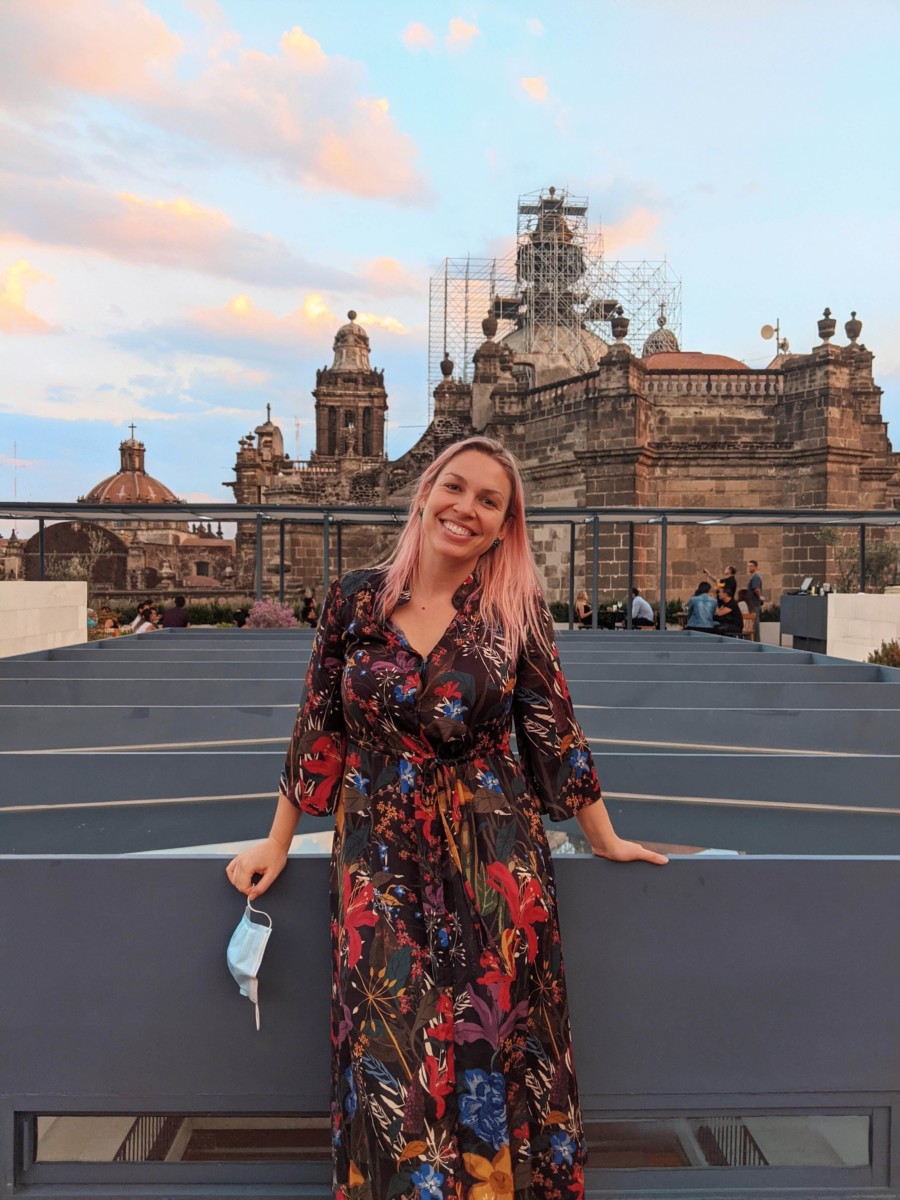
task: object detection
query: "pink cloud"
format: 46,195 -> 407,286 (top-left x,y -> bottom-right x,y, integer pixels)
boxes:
0,174 -> 359,289
0,4 -> 432,205
601,208 -> 663,254
446,18 -> 480,51
198,293 -> 412,349
0,0 -> 182,110
520,76 -> 549,102
401,22 -> 436,52
0,259 -> 58,335
359,256 -> 423,297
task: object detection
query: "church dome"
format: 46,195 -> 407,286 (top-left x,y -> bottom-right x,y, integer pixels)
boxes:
80,435 -> 180,505
642,311 -> 680,357
331,310 -> 372,372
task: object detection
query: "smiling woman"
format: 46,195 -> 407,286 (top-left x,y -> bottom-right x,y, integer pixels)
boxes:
226,435 -> 666,1200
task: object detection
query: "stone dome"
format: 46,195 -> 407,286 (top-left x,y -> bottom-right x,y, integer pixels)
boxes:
499,322 -> 609,386
80,436 -> 180,505
331,310 -> 372,372
642,312 -> 680,357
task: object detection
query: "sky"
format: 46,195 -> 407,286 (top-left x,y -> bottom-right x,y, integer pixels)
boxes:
1,0 -> 899,532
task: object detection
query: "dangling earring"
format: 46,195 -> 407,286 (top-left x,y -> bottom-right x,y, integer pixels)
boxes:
492,537 -> 502,549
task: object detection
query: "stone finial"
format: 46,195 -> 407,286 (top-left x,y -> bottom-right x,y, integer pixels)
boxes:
440,352 -> 454,378
610,305 -> 629,343
818,307 -> 836,343
482,310 -> 498,340
845,311 -> 862,345
347,310 -> 357,322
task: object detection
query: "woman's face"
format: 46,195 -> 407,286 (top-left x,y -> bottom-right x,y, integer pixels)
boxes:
420,449 -> 512,570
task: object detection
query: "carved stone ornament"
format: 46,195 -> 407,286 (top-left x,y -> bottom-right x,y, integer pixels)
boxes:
817,307 -> 836,343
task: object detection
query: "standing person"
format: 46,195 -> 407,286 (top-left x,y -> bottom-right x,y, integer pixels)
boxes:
226,436 -> 666,1200
300,589 -> 318,628
161,594 -> 190,628
747,560 -> 764,642
704,564 -> 737,598
685,581 -> 717,633
631,587 -> 656,628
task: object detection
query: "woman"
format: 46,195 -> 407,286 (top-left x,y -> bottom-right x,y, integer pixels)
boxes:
574,589 -> 592,629
227,437 -> 666,1200
685,581 -> 717,633
133,606 -> 160,634
300,590 -> 319,628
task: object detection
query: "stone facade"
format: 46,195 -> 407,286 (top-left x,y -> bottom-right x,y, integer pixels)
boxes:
228,304 -> 900,606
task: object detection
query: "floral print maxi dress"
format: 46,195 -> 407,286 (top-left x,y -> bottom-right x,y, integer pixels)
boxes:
281,568 -> 602,1200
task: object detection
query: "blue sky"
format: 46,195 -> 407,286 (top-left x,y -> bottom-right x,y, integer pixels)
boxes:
1,0 -> 898,530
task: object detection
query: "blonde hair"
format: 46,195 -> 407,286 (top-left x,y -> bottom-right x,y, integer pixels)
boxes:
377,437 -> 550,662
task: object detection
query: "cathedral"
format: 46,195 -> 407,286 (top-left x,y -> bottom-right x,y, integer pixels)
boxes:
227,190 -> 899,605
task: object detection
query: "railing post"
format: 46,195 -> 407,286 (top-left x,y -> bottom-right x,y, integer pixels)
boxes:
568,522 -> 575,631
323,512 -> 331,599
859,524 -> 866,592
278,519 -> 286,604
255,513 -> 263,601
38,519 -> 46,581
659,515 -> 668,631
591,515 -> 599,630
626,522 -> 634,629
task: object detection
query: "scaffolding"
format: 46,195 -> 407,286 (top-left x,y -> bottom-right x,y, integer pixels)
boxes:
428,187 -> 682,412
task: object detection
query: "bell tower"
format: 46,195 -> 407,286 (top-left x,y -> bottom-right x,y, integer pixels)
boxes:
312,312 -> 387,461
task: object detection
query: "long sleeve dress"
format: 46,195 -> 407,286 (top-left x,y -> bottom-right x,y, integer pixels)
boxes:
281,568 -> 603,1200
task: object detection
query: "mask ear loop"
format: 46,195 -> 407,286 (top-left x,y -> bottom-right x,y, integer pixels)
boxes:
246,899 -> 272,927
245,901 -> 272,1029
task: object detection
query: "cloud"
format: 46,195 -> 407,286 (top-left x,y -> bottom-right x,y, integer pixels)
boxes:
401,22 -> 436,52
0,381 -> 179,424
446,18 -> 479,52
526,18 -> 544,34
0,259 -> 58,334
0,452 -> 43,468
0,174 -> 360,289
520,76 -> 549,102
0,4 -> 432,205
359,256 -> 423,297
601,208 -> 663,254
118,292 -> 419,367
0,0 -> 182,110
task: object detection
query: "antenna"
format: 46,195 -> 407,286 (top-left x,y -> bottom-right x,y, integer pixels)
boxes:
760,318 -> 790,358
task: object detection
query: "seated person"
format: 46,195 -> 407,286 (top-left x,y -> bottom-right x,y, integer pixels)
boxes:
161,594 -> 190,628
736,588 -> 751,615
685,581 -> 717,632
631,587 -> 656,628
133,607 -> 160,634
713,585 -> 743,636
574,589 -> 593,629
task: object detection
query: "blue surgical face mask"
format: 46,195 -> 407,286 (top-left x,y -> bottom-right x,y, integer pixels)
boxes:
226,900 -> 272,1031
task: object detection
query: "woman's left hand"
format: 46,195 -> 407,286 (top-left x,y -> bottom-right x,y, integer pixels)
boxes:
592,837 -> 668,865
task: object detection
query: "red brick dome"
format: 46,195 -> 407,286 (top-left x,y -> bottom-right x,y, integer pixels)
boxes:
80,437 -> 180,505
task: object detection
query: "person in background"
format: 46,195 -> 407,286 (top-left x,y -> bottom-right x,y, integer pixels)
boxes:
631,586 -> 656,628
713,584 -> 743,637
747,559 -> 764,642
574,588 -> 593,628
233,608 -> 249,629
736,588 -> 751,614
300,590 -> 318,628
86,608 -> 97,631
130,600 -> 153,632
685,581 -> 717,633
162,594 -> 190,628
133,607 -> 160,634
704,563 -> 737,598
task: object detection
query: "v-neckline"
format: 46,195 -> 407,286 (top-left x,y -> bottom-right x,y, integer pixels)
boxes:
388,611 -> 459,664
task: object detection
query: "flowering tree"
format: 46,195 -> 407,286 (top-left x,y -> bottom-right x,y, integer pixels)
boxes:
244,599 -> 299,628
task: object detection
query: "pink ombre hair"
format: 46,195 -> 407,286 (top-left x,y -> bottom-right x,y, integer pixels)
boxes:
377,436 -> 550,662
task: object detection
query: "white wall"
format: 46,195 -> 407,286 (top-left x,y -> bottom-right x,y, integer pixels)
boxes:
0,581 -> 87,659
827,593 -> 900,662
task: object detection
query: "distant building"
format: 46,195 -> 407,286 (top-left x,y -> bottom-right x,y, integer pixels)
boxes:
21,433 -> 236,597
227,193 -> 899,603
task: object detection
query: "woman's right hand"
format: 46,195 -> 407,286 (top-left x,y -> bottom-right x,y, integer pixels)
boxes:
226,837 -> 288,900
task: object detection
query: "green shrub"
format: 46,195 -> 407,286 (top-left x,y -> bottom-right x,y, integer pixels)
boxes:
760,603 -> 780,622
549,600 -> 569,623
868,639 -> 900,667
